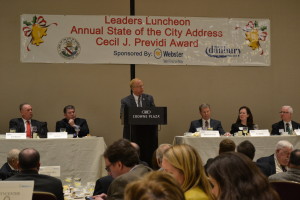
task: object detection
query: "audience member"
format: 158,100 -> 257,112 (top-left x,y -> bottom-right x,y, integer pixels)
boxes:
0,149 -> 20,180
93,141 -> 148,196
269,149 -> 300,183
9,103 -> 48,138
7,148 -> 64,200
230,106 -> 255,135
124,171 -> 185,200
56,105 -> 89,137
256,140 -> 293,177
162,144 -> 214,200
93,139 -> 152,200
155,144 -> 172,169
189,104 -> 225,135
205,139 -> 236,172
207,152 -> 280,200
271,105 -> 300,135
237,140 -> 255,160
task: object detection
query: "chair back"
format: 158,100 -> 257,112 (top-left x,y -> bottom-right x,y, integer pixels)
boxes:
32,191 -> 57,200
270,181 -> 300,200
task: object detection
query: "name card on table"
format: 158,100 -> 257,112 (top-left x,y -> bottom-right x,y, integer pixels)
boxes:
47,132 -> 68,139
249,129 -> 270,136
39,166 -> 60,177
6,133 -> 26,139
294,129 -> 300,135
200,130 -> 220,137
0,181 -> 34,200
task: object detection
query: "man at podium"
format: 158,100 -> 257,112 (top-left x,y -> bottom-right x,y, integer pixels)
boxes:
120,78 -> 157,167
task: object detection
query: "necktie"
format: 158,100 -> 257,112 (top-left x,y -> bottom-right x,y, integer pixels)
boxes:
281,165 -> 287,172
286,123 -> 291,135
138,96 -> 141,107
26,120 -> 31,138
205,121 -> 209,128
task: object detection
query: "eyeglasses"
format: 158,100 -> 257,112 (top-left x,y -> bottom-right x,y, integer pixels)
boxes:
279,111 -> 289,114
105,164 -> 113,172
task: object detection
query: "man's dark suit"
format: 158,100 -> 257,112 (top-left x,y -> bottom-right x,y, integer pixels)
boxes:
106,164 -> 152,200
120,93 -> 157,167
9,118 -> 48,138
93,175 -> 114,195
55,118 -> 89,137
189,119 -> 225,135
7,170 -> 64,200
256,154 -> 276,177
271,120 -> 300,135
0,162 -> 18,180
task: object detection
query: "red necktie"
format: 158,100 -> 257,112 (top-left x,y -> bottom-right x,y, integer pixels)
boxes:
26,120 -> 31,138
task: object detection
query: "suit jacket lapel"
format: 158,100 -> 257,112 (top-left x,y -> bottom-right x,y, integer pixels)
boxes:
19,118 -> 25,132
129,95 -> 138,107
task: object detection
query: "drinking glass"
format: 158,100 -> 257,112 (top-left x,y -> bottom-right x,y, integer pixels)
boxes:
242,127 -> 248,136
74,126 -> 80,138
253,124 -> 259,130
9,128 -> 16,133
60,128 -> 66,132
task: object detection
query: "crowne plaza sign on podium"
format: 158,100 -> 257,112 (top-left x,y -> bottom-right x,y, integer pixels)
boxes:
122,107 -> 167,125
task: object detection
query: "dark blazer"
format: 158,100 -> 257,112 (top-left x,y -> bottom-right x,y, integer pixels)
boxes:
256,154 -> 276,177
120,93 -> 155,117
271,120 -> 300,135
9,118 -> 48,138
107,164 -> 152,200
93,175 -> 114,195
189,119 -> 225,135
230,123 -> 254,135
0,162 -> 18,180
7,170 -> 64,200
55,118 -> 89,137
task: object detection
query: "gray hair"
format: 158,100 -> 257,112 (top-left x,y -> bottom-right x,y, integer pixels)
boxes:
282,105 -> 293,114
199,104 -> 210,112
156,144 -> 172,165
7,149 -> 20,164
276,140 -> 293,151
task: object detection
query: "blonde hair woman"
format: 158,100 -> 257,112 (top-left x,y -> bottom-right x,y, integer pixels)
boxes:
162,144 -> 214,200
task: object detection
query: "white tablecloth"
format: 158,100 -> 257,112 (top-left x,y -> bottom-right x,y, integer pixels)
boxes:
173,135 -> 300,163
0,137 -> 107,184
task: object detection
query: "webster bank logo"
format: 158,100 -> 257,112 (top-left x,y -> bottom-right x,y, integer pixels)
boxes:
154,48 -> 183,59
205,46 -> 241,58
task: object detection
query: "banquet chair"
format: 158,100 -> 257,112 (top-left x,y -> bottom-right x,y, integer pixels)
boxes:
269,180 -> 300,200
32,191 -> 57,200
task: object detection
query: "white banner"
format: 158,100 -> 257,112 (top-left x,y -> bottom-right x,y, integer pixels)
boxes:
20,14 -> 270,66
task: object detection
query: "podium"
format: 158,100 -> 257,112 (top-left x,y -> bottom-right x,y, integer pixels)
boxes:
122,107 -> 167,125
121,107 -> 167,167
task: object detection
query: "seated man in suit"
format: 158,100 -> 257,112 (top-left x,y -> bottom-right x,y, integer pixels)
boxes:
269,149 -> 300,183
271,105 -> 300,135
93,139 -> 152,200
0,148 -> 20,180
56,105 -> 89,137
257,140 -> 293,177
9,103 -> 48,138
7,148 -> 64,200
189,103 -> 225,135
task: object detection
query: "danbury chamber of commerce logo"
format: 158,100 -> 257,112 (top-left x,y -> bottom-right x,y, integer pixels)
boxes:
57,37 -> 81,59
22,15 -> 57,51
154,48 -> 162,59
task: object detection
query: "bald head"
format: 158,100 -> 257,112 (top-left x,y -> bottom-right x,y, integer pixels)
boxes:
7,149 -> 20,169
18,148 -> 40,171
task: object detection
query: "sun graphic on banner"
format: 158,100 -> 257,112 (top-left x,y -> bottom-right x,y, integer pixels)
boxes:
22,15 -> 58,51
236,21 -> 268,55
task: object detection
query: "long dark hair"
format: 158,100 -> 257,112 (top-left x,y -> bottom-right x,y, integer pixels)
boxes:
207,152 -> 279,200
236,106 -> 254,127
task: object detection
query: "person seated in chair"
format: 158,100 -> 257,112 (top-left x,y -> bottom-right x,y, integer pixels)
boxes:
9,103 -> 48,138
7,148 -> 64,200
0,149 -> 20,180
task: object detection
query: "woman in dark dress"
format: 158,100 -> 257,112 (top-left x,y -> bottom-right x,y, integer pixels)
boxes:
230,106 -> 255,135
